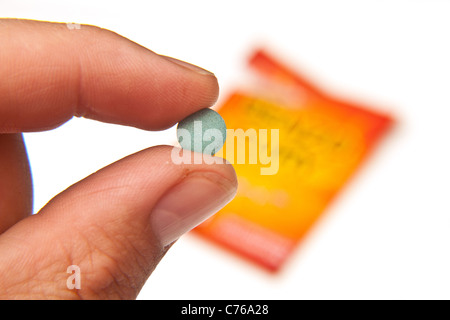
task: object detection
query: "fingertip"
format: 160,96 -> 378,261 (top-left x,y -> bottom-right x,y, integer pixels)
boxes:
0,144 -> 237,299
0,19 -> 221,132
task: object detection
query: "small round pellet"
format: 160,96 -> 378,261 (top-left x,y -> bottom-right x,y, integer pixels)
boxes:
177,108 -> 227,155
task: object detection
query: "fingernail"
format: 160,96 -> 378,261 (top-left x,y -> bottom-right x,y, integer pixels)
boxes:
160,55 -> 215,76
150,171 -> 237,247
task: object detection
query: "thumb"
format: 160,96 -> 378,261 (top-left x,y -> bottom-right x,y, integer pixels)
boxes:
0,145 -> 237,299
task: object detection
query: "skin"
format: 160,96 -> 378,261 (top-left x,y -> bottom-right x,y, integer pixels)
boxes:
0,19 -> 237,299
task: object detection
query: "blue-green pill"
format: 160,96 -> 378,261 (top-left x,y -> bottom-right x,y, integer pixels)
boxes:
177,108 -> 227,155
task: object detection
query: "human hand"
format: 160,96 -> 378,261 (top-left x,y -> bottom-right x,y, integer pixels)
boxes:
0,19 -> 237,299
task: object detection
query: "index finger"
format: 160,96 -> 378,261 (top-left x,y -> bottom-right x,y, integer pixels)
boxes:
0,19 -> 219,133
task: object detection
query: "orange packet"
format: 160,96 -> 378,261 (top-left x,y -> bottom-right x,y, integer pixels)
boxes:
194,49 -> 394,272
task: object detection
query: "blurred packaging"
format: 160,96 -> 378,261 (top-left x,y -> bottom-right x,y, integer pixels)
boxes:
194,49 -> 394,272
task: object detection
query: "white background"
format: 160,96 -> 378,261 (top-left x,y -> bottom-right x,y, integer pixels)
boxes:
2,0 -> 450,299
